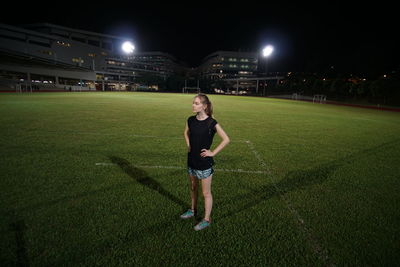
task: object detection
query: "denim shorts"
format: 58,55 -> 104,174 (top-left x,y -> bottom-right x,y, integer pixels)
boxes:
188,166 -> 214,179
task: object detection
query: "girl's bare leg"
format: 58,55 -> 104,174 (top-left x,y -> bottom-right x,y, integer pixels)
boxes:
189,175 -> 199,211
201,175 -> 213,221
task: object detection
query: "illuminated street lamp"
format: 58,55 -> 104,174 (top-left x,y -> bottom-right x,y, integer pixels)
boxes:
262,45 -> 274,76
122,41 -> 135,54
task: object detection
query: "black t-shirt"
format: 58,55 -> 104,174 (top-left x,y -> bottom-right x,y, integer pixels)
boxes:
187,115 -> 218,170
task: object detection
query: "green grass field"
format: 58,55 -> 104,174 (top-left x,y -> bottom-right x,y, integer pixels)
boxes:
1,92 -> 399,266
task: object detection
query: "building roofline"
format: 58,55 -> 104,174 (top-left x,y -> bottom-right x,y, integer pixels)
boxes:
134,51 -> 176,59
199,50 -> 259,66
206,50 -> 258,57
22,23 -> 133,41
0,23 -> 59,41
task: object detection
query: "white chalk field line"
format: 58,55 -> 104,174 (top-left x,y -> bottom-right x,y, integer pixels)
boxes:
95,163 -> 268,174
245,140 -> 334,266
39,131 -> 247,143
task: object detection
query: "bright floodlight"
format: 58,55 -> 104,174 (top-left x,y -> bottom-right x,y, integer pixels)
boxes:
122,41 -> 135,54
263,45 -> 274,57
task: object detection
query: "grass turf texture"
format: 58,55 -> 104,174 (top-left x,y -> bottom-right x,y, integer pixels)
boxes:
1,92 -> 399,266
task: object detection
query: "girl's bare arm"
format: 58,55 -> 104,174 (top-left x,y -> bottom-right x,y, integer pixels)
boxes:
201,124 -> 230,157
184,122 -> 190,151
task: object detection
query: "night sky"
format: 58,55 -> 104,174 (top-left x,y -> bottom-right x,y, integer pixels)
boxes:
2,2 -> 399,75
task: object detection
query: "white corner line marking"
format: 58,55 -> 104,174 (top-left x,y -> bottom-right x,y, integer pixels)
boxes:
245,140 -> 333,266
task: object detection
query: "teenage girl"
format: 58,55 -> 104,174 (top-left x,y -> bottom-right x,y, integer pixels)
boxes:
181,93 -> 230,231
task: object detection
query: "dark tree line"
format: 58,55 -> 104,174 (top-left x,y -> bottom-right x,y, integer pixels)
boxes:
275,72 -> 400,106
133,72 -> 400,107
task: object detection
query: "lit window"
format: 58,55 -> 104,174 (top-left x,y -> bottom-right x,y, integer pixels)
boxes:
39,50 -> 53,55
56,41 -> 71,47
72,58 -> 84,63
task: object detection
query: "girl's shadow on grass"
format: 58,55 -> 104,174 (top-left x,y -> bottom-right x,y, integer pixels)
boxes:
219,138 -> 400,220
108,156 -> 188,210
8,212 -> 29,267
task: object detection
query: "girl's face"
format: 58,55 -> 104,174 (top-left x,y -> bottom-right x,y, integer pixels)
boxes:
192,97 -> 206,113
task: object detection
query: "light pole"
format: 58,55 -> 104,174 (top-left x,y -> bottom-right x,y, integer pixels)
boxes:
262,45 -> 274,76
121,41 -> 135,91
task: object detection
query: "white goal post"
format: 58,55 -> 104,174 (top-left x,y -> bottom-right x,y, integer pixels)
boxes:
313,94 -> 327,103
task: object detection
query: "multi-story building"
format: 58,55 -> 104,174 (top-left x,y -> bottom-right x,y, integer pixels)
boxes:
197,51 -> 260,93
197,51 -> 258,80
0,23 -> 185,91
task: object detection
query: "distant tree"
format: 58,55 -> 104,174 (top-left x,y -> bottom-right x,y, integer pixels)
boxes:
356,81 -> 368,98
369,77 -> 400,106
311,78 -> 324,95
348,81 -> 358,99
329,77 -> 348,100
